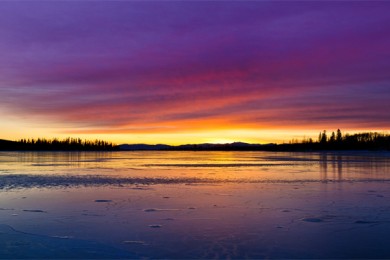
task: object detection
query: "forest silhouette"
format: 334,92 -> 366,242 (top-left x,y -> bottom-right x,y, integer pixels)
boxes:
0,137 -> 118,151
277,129 -> 390,151
0,130 -> 390,151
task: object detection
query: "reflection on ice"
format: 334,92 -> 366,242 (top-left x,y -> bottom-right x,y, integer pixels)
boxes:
1,151 -> 390,183
144,163 -> 299,167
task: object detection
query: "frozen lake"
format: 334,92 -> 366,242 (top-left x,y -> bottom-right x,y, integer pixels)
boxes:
1,151 -> 390,258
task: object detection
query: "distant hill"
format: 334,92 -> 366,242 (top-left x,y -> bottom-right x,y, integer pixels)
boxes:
119,131 -> 390,151
0,139 -> 16,144
119,142 -> 276,151
119,144 -> 172,150
0,139 -> 18,149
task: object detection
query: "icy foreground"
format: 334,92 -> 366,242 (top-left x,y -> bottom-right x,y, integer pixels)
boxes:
1,151 -> 390,258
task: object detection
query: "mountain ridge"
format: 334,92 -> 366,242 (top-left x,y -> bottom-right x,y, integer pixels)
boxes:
119,142 -> 276,151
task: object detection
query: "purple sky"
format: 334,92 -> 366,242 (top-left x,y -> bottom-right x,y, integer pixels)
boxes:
1,1 -> 389,144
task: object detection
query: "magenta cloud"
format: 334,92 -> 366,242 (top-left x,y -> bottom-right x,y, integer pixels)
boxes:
0,1 -> 389,133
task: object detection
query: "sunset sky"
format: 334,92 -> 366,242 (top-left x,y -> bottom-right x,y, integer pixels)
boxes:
1,1 -> 389,145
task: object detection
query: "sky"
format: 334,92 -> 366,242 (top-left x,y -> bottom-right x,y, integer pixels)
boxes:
0,1 -> 389,145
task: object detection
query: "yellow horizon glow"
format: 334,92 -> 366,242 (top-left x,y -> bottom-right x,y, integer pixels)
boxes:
1,112 -> 389,145
3,126 -> 388,146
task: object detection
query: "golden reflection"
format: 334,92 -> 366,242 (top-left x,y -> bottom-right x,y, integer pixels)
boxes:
1,151 -> 390,186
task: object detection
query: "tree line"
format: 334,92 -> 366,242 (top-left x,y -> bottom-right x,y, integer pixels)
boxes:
1,130 -> 389,151
0,137 -> 119,151
281,129 -> 390,151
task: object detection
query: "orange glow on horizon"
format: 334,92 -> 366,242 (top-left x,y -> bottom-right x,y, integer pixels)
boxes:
1,107 -> 389,146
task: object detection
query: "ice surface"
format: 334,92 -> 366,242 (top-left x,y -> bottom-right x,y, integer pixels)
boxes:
1,151 -> 390,258
0,224 -> 136,258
